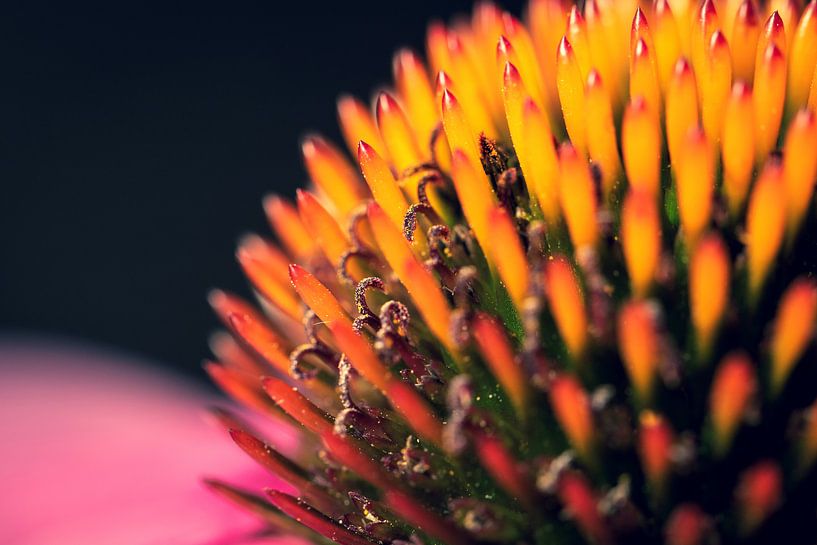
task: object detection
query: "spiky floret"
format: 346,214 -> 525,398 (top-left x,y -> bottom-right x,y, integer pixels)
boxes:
205,1 -> 817,544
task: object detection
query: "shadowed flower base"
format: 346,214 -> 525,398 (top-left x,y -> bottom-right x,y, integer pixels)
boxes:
207,1 -> 817,544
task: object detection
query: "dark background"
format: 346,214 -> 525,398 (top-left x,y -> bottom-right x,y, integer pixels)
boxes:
1,1 -> 525,383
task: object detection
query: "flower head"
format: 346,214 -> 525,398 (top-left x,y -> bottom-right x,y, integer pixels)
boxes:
208,1 -> 817,544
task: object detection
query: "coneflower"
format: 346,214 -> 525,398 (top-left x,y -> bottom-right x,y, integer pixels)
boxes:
205,1 -> 817,543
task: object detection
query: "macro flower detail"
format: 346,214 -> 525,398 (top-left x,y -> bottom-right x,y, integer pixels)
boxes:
206,1 -> 817,544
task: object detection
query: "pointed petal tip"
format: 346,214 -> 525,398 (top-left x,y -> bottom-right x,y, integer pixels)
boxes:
287,263 -> 303,282
207,288 -> 228,309
567,4 -> 583,24
375,91 -> 399,115
558,141 -> 579,159
503,60 -> 522,83
700,0 -> 717,19
300,134 -> 326,157
731,79 -> 751,97
586,69 -> 602,88
764,43 -> 784,63
558,35 -> 573,57
497,34 -> 512,56
674,57 -> 692,76
654,0 -> 672,15
634,37 -> 650,58
366,199 -> 382,216
441,87 -> 458,108
356,139 -> 377,161
710,30 -> 727,48
632,6 -> 648,29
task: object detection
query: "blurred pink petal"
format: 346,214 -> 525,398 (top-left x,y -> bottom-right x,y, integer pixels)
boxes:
0,336 -> 308,545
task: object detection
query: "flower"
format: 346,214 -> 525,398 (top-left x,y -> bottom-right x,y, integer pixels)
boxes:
0,337 -> 305,545
208,1 -> 817,544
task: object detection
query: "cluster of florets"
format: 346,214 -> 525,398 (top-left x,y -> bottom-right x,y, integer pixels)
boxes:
205,1 -> 817,544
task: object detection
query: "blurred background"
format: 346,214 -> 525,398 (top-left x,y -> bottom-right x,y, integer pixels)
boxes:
1,0 -> 525,383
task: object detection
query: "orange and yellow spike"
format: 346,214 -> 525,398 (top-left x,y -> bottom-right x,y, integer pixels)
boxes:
209,290 -> 292,374
665,504 -> 710,545
674,127 -> 714,249
301,135 -> 367,216
652,0 -> 683,93
220,311 -> 291,377
296,189 -> 350,269
550,374 -> 595,461
753,43 -> 787,163
527,0 -> 568,114
376,92 -> 425,174
262,376 -> 334,436
502,62 -> 560,223
691,0 -> 720,92
630,37 -> 663,117
701,31 -> 732,146
689,233 -> 731,360
567,6 -> 592,80
623,96 -> 662,198
357,140 -> 410,232
721,82 -> 755,217
556,37 -> 588,154
393,48 -> 440,147
556,472 -> 610,544
559,143 -> 598,250
584,70 -> 621,198
789,2 -> 817,109
337,95 -> 386,161
500,13 -> 549,113
237,236 -> 303,322
545,257 -> 588,360
731,0 -> 761,84
782,109 -> 817,241
401,258 -> 457,355
665,58 -> 698,172
618,300 -> 660,403
585,0 -> 621,109
440,88 -> 482,170
473,313 -> 530,418
709,352 -> 757,457
769,0 -> 798,49
769,278 -> 817,396
236,233 -> 294,289
746,160 -> 786,303
289,264 -> 349,327
639,411 -> 674,497
364,199 -> 417,282
487,206 -> 529,310
426,21 -> 451,80
521,97 -> 561,223
621,189 -> 661,298
440,34 -> 500,139
735,461 -> 782,534
450,149 -> 497,255
264,196 -> 318,260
